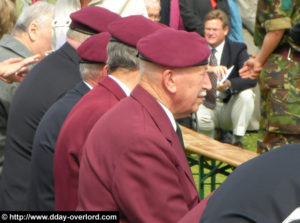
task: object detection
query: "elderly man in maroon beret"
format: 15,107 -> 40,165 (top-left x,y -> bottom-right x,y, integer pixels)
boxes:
54,15 -> 165,211
77,28 -> 212,222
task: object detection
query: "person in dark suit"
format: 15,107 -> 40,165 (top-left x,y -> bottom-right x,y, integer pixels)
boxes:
179,0 -> 231,36
196,9 -> 257,147
0,2 -> 54,177
159,0 -> 171,25
199,143 -> 300,223
175,1 -> 231,129
77,28 -> 212,222
26,32 -> 111,211
53,15 -> 166,211
0,7 -> 120,211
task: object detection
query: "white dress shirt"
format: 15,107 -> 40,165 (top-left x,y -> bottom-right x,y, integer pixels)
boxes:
209,40 -> 225,65
108,75 -> 131,96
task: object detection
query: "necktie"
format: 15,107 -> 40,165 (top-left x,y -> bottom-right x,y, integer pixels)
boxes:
203,48 -> 218,109
209,48 -> 218,66
176,123 -> 185,151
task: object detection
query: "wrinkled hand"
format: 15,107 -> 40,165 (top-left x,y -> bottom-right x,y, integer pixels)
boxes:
239,54 -> 263,79
0,55 -> 40,83
217,79 -> 230,92
207,65 -> 227,80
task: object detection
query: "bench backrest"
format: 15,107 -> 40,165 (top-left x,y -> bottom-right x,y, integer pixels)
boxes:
180,125 -> 258,167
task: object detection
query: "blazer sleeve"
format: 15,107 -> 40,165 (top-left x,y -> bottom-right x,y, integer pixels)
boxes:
112,134 -> 192,223
179,0 -> 207,36
159,0 -> 171,25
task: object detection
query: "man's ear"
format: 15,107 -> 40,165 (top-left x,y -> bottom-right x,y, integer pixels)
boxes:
96,65 -> 108,82
102,64 -> 108,76
224,26 -> 229,36
162,69 -> 177,94
28,22 -> 39,41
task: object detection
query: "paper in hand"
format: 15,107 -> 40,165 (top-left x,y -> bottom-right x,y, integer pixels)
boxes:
219,66 -> 234,84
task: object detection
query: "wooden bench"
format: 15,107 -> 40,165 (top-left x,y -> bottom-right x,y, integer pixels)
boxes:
180,125 -> 259,198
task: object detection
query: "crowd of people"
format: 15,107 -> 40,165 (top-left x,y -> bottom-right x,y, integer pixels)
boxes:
0,0 -> 299,222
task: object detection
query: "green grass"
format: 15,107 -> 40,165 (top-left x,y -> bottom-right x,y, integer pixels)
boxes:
243,131 -> 260,152
189,132 -> 261,197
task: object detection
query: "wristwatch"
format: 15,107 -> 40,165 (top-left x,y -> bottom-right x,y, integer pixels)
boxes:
225,79 -> 231,90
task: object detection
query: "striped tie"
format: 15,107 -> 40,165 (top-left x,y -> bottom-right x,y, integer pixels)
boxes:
203,48 -> 218,109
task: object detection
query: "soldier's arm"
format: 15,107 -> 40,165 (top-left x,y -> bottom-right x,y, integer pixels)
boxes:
255,29 -> 285,67
240,29 -> 285,79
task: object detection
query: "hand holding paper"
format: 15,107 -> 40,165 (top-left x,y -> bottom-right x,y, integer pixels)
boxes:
219,65 -> 234,84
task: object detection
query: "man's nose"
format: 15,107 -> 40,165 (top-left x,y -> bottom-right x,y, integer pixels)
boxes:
203,72 -> 212,90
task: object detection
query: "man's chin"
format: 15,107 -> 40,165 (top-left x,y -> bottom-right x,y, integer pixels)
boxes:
191,101 -> 203,113
207,40 -> 215,46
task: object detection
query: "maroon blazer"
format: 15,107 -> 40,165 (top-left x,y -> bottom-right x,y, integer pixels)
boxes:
77,85 -> 200,222
54,76 -> 126,211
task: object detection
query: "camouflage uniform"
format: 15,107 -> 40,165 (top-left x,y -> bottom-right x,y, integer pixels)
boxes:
254,0 -> 300,153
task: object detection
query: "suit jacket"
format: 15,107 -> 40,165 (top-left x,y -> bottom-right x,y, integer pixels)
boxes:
179,0 -> 230,36
200,143 -> 300,223
220,38 -> 257,94
159,0 -> 171,25
54,76 -> 126,211
27,81 -> 90,211
77,85 -> 200,222
0,42 -> 81,210
0,34 -> 33,176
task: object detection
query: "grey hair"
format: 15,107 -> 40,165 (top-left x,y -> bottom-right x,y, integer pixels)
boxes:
79,63 -> 103,81
106,41 -> 139,73
66,28 -> 91,43
12,2 -> 54,35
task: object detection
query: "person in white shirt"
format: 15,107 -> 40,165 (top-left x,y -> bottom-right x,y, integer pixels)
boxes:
196,9 -> 257,147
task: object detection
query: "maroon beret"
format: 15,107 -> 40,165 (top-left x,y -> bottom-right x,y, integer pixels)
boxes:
108,15 -> 167,47
137,29 -> 211,67
77,32 -> 111,63
70,6 -> 121,35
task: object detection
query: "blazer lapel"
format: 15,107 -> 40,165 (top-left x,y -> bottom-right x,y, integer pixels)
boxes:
171,127 -> 198,191
99,76 -> 127,100
131,85 -> 198,190
60,42 -> 81,64
220,38 -> 230,67
73,81 -> 91,96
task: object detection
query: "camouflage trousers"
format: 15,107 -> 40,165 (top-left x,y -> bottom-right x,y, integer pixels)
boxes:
258,53 -> 300,153
257,131 -> 300,154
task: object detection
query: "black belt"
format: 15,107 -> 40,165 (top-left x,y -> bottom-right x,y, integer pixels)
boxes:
274,45 -> 300,61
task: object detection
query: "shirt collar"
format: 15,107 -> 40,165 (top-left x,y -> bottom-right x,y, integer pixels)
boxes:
108,75 -> 131,96
211,40 -> 225,54
157,101 -> 177,131
83,81 -> 93,90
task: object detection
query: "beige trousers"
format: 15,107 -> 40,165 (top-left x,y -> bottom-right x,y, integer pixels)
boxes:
196,88 -> 255,138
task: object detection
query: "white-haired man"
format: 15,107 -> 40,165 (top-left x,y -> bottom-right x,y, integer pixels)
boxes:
0,1 -> 54,177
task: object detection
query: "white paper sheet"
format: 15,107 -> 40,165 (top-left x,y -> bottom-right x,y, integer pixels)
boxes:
219,66 -> 234,84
